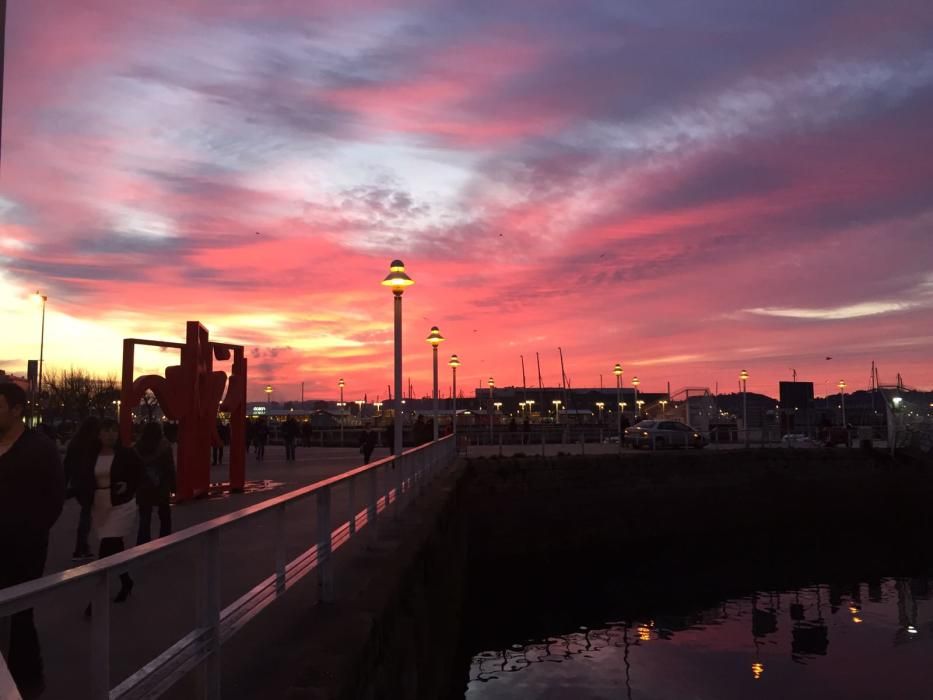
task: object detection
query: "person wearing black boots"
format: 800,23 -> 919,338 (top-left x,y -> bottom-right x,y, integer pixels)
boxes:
135,422 -> 175,544
72,418 -> 142,608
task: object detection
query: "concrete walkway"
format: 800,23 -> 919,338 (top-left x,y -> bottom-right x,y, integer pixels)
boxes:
29,444 -> 396,700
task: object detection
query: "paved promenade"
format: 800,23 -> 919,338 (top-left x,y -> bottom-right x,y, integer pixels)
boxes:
29,444 -> 393,699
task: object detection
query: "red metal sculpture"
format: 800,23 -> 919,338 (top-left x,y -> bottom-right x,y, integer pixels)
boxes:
119,321 -> 247,501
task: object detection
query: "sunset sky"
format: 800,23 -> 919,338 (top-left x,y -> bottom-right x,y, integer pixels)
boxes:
2,1 -> 932,402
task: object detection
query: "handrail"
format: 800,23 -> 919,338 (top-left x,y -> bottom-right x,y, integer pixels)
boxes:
0,440 -> 437,607
0,436 -> 457,699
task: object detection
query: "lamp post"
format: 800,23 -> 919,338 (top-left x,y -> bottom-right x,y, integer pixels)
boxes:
338,378 -> 345,446
632,376 -> 640,417
740,369 -> 749,448
264,385 -> 273,405
112,399 -> 121,420
382,260 -> 414,456
526,399 -> 535,416
488,377 -> 495,443
449,354 -> 460,436
636,400 -> 644,416
494,401 -> 502,414
553,399 -> 562,424
355,399 -> 365,420
426,326 -> 445,441
32,291 -> 48,424
659,399 -> 668,417
613,363 -> 623,446
595,402 -> 604,421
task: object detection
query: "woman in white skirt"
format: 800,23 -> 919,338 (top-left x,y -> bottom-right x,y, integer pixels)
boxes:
73,418 -> 142,604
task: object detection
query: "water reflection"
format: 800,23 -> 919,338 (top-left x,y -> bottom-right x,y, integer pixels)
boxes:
466,577 -> 933,699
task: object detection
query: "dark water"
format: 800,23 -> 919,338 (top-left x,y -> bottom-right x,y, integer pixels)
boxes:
465,578 -> 933,699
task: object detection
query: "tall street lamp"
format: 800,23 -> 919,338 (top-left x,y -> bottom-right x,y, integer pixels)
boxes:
32,290 -> 48,424
659,399 -> 668,416
553,399 -> 562,424
632,376 -> 640,417
426,326 -> 445,441
613,363 -> 623,447
740,369 -> 749,448
449,354 -> 461,436
382,259 -> 414,456
338,377 -> 346,446
488,377 -> 495,443
264,385 -> 273,405
526,399 -> 535,415
595,402 -> 604,421
838,379 -> 847,440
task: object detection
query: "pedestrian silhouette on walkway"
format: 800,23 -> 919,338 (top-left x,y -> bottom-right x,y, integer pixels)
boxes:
0,382 -> 65,697
282,416 -> 299,461
135,422 -> 176,545
64,416 -> 101,560
360,429 -> 377,464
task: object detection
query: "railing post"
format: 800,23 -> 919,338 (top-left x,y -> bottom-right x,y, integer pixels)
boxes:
317,486 -> 334,602
348,474 -> 357,536
275,504 -> 286,594
368,467 -> 379,536
90,571 -> 110,699
196,530 -> 221,699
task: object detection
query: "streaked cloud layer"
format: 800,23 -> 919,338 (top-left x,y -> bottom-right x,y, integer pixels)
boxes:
2,0 -> 932,399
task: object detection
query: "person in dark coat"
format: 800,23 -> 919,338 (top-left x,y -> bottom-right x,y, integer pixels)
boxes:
63,416 -> 101,560
0,382 -> 65,695
135,422 -> 176,545
254,419 -> 268,461
70,418 -> 142,604
282,416 -> 299,461
384,423 -> 395,454
360,429 -> 377,464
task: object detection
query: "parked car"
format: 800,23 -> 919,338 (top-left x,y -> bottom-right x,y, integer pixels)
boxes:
624,420 -> 707,449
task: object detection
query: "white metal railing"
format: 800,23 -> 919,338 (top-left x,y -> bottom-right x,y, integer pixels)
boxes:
0,436 -> 456,699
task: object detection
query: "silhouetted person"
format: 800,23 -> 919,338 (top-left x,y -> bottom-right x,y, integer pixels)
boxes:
254,419 -> 268,461
212,419 -> 228,466
64,416 -> 101,560
384,424 -> 395,454
360,429 -> 377,464
282,416 -> 299,461
0,382 -> 65,696
135,422 -> 175,545
72,418 -> 142,608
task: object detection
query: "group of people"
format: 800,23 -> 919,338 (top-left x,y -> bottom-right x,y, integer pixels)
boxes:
0,382 -> 176,698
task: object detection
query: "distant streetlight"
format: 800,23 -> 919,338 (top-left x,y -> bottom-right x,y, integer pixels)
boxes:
595,401 -> 605,422
426,326 -> 445,441
552,399 -> 562,424
838,379 -> 847,427
526,399 -> 535,415
382,259 -> 414,456
32,290 -> 48,425
338,377 -> 346,446
632,376 -> 640,417
264,385 -> 273,405
636,399 -> 645,416
613,363 -> 623,451
355,399 -> 364,419
112,399 -> 121,420
659,399 -> 668,416
740,369 -> 749,448
449,354 -> 461,436
494,401 -> 502,413
488,377 -> 495,443
374,401 -> 383,413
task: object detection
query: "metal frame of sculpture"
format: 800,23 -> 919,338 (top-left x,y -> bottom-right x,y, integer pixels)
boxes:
120,321 -> 247,501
